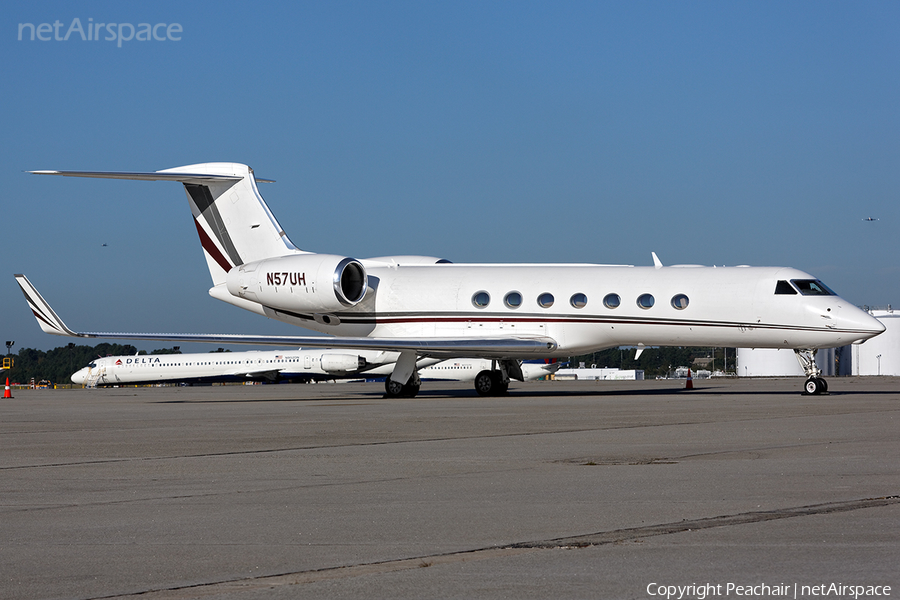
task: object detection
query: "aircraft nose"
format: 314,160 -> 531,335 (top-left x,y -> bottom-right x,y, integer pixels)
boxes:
71,368 -> 88,384
841,305 -> 885,341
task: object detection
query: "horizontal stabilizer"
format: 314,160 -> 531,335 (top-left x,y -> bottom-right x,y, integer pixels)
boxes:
31,163 -> 287,287
30,167 -> 275,184
30,170 -> 243,184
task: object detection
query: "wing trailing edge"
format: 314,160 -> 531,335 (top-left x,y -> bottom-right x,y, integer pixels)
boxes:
14,275 -> 557,358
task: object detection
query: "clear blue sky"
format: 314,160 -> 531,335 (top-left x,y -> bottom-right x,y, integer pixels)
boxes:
3,1 -> 898,354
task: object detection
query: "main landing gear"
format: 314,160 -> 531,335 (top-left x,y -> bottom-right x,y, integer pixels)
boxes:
383,358 -> 524,398
474,359 -> 523,397
474,370 -> 509,396
384,371 -> 421,398
794,348 -> 829,395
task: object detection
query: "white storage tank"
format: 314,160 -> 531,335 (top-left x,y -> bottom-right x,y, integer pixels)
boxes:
737,347 -> 835,377
850,309 -> 900,375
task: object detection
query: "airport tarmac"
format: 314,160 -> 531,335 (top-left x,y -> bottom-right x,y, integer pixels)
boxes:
2,377 -> 898,600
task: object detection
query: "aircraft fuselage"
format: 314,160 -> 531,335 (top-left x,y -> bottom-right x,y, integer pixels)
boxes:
234,263 -> 879,356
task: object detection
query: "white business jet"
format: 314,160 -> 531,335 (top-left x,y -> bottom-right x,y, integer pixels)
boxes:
19,163 -> 883,397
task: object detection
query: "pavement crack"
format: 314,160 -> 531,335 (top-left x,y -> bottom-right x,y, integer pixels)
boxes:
509,495 -> 900,549
91,495 -> 900,599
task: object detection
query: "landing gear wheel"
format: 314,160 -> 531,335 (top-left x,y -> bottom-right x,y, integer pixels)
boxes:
804,377 -> 826,395
385,378 -> 421,398
474,371 -> 509,396
795,349 -> 827,395
475,370 -> 495,396
385,378 -> 405,398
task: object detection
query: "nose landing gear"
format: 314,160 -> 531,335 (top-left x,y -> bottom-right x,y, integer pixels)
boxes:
795,349 -> 829,395
803,376 -> 828,395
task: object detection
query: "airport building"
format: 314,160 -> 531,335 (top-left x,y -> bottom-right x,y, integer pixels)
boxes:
554,368 -> 644,381
736,348 -> 835,378
847,309 -> 900,375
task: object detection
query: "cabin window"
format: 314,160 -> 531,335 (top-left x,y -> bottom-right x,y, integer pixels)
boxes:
504,292 -> 523,309
791,279 -> 836,296
774,280 -> 797,295
637,293 -> 655,309
538,293 -> 555,308
671,294 -> 689,310
603,293 -> 621,309
570,293 -> 588,308
472,291 -> 491,308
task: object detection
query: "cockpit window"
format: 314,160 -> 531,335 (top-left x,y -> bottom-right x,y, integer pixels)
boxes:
774,280 -> 797,295
791,279 -> 836,296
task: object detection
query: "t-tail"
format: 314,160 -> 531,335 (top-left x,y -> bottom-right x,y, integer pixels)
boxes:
30,163 -> 304,286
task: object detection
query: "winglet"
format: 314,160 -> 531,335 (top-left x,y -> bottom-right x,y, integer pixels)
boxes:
14,274 -> 79,337
651,252 -> 663,269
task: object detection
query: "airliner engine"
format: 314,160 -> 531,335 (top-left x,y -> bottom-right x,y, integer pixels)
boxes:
225,254 -> 367,313
320,354 -> 366,374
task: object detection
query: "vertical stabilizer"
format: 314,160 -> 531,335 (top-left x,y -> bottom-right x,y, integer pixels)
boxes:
159,163 -> 305,285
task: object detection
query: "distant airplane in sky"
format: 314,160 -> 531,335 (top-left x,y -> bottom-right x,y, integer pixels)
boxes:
20,162 -> 885,397
862,217 -> 879,222
71,348 -> 558,388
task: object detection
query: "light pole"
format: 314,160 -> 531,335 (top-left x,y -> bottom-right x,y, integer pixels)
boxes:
876,354 -> 882,376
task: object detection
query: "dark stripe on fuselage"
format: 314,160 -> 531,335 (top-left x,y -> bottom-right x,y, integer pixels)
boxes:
265,307 -> 869,336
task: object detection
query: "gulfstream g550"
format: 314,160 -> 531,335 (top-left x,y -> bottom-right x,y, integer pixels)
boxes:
18,163 -> 883,396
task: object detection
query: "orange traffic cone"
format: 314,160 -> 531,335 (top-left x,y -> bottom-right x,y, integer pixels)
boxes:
4,377 -> 12,398
684,368 -> 693,390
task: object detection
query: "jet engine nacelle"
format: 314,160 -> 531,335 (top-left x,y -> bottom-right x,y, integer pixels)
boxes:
225,254 -> 368,313
320,354 -> 366,374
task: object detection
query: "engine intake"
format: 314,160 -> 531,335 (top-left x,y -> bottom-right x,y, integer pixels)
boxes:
226,254 -> 368,313
320,354 -> 366,374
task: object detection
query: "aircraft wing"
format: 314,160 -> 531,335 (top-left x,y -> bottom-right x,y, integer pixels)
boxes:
15,274 -> 557,358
